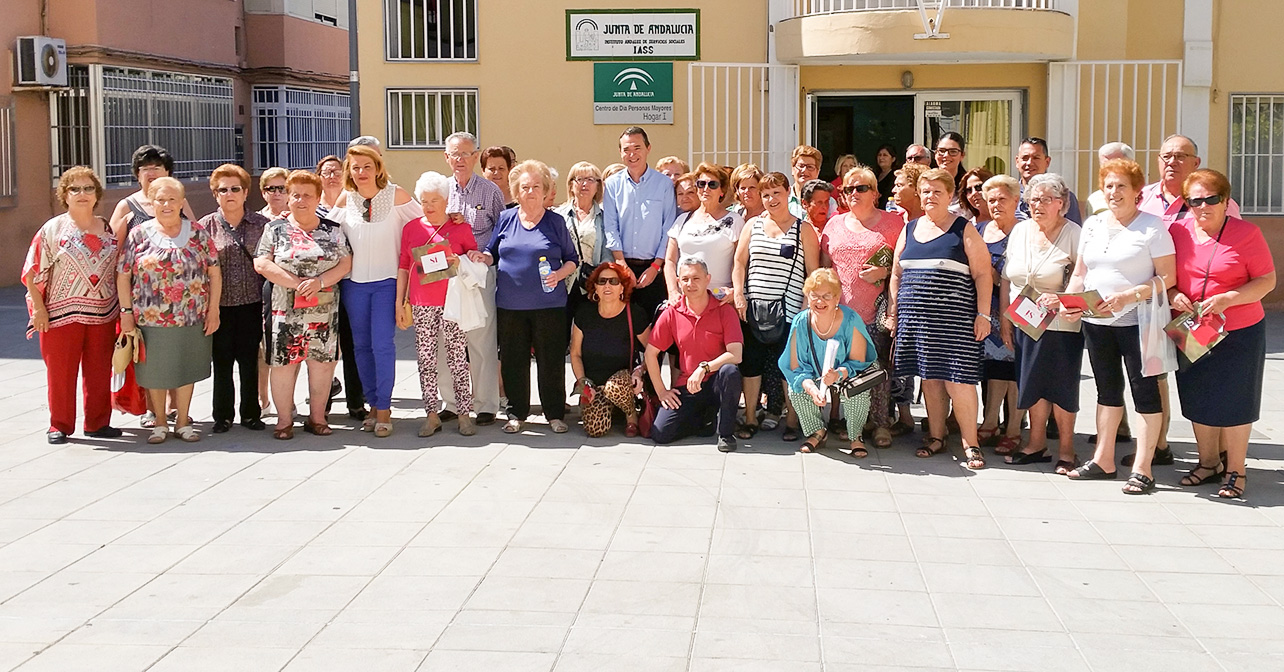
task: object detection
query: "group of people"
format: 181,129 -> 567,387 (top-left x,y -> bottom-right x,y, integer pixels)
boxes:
23,127 -> 1273,500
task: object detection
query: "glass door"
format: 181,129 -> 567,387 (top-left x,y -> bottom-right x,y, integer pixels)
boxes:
916,91 -> 1024,177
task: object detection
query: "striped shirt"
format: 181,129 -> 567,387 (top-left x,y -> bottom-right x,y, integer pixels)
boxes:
745,215 -> 806,319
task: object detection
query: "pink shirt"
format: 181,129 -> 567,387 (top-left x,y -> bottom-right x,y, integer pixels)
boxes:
398,217 -> 477,307
1170,216 -> 1273,331
1139,181 -> 1241,227
649,292 -> 743,387
821,214 -> 898,323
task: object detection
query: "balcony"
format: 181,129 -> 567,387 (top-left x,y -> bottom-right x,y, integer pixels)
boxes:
775,0 -> 1076,65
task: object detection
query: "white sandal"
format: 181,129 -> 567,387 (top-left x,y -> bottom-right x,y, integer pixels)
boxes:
175,425 -> 200,443
146,427 -> 168,444
503,419 -> 522,434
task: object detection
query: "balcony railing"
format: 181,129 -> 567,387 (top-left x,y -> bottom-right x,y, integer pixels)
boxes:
790,0 -> 1068,17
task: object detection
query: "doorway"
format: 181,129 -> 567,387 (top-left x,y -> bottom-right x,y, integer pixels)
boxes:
814,95 -> 915,182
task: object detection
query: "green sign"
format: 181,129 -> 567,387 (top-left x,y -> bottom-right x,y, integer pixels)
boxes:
593,62 -> 674,125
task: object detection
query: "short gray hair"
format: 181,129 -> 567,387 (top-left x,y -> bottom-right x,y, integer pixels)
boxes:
982,174 -> 1021,199
445,132 -> 478,150
413,171 -> 453,202
348,135 -> 382,152
1163,134 -> 1199,156
1098,142 -> 1135,162
1025,173 -> 1072,217
676,255 -> 709,275
801,179 -> 834,201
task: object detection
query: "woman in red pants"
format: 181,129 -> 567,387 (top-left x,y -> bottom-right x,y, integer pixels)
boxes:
22,166 -> 123,444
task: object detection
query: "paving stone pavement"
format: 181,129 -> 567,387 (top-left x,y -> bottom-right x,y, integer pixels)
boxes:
0,285 -> 1282,672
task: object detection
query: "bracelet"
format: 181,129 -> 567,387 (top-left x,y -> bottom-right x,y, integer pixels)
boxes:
977,311 -> 989,319
1134,289 -> 1143,303
650,260 -> 662,271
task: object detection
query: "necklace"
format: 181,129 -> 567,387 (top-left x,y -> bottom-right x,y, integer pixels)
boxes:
814,307 -> 839,336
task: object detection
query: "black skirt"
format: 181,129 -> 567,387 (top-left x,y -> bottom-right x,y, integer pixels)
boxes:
1176,319 -> 1266,427
1014,329 -> 1084,412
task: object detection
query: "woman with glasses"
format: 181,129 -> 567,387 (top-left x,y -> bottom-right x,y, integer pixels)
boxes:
316,155 -> 345,215
571,262 -> 651,438
200,164 -> 269,434
821,164 -> 905,448
316,153 -> 365,420
556,162 -> 609,337
933,132 -> 969,216
663,163 -> 744,304
258,167 -> 290,221
1169,169 -> 1275,499
329,144 -> 421,437
109,145 -> 196,246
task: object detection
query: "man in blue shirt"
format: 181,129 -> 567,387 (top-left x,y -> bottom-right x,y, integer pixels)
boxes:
603,126 -> 677,316
1015,137 -> 1083,224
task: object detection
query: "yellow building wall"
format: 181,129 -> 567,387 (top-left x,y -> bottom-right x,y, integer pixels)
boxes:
357,0 -> 768,186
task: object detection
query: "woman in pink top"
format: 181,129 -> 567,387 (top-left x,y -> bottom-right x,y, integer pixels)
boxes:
1169,169 -> 1276,499
396,172 -> 479,438
821,163 -> 905,447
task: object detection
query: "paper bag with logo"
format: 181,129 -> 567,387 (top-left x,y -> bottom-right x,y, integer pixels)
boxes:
413,241 -> 457,284
1164,305 -> 1227,364
1005,285 -> 1056,341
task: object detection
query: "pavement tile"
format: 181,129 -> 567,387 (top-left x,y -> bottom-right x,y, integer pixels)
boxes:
415,649 -> 557,672
9,643 -> 169,672
281,647 -> 428,672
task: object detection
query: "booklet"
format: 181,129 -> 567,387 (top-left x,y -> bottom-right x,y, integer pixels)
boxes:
1004,285 -> 1056,341
293,286 -> 335,309
1056,290 -> 1114,318
866,244 -> 895,268
1164,305 -> 1227,363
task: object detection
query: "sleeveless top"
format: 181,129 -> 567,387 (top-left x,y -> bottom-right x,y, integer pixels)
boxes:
900,216 -> 970,271
745,216 -> 806,318
123,195 -> 151,234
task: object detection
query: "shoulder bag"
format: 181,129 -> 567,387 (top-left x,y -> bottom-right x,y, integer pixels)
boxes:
747,220 -> 803,345
802,315 -> 887,399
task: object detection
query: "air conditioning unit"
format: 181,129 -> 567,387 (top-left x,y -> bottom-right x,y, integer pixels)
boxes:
15,36 -> 68,88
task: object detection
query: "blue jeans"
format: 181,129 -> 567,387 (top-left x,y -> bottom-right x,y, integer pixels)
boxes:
339,278 -> 397,410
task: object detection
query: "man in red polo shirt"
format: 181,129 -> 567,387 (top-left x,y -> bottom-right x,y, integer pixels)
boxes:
646,256 -> 744,451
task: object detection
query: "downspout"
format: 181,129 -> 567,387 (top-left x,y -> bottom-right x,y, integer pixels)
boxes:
348,0 -> 360,135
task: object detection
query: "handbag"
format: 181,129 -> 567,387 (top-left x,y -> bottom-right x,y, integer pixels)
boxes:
802,316 -> 887,399
110,327 -> 148,415
747,220 -> 803,345
624,302 -> 660,439
1138,276 -> 1178,377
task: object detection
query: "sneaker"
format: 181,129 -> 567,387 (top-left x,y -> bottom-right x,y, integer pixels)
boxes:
1122,447 -> 1173,467
717,435 -> 737,452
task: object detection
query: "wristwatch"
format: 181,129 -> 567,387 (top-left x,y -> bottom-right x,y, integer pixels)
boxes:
698,361 -> 711,375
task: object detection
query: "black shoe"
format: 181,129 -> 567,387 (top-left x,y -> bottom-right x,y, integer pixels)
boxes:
1121,447 -> 1173,467
47,430 -> 68,444
717,435 -> 737,452
240,418 -> 266,431
476,412 -> 496,426
212,420 -> 233,434
439,410 -> 458,422
329,377 -> 342,399
348,407 -> 368,421
85,426 -> 123,439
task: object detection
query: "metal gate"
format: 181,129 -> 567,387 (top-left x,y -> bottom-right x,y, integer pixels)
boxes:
1047,61 -> 1183,194
688,63 -> 799,174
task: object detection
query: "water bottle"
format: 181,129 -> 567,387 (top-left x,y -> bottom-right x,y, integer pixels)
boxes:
538,256 -> 554,293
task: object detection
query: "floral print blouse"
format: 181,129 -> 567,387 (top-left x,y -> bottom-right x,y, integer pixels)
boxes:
118,219 -> 219,328
256,217 -> 351,316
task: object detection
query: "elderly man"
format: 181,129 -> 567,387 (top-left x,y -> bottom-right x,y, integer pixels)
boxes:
1140,134 -> 1241,225
646,256 -> 744,452
436,131 -> 505,426
1086,142 -> 1136,216
789,145 -> 838,220
904,144 -> 932,166
604,126 -> 677,316
1015,137 -> 1083,223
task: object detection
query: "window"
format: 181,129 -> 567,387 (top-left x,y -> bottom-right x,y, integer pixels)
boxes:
0,96 -> 16,205
252,86 -> 351,172
386,88 -> 478,149
1230,95 -> 1284,215
385,0 -> 477,60
50,65 -> 93,182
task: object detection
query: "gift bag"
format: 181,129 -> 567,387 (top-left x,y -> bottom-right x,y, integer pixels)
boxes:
110,328 -> 148,415
1138,277 -> 1178,377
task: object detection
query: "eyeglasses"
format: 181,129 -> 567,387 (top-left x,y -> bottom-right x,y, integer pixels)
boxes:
695,179 -> 721,190
319,170 -> 341,178
573,177 -> 600,185
965,185 -> 985,194
1160,152 -> 1194,163
445,151 -> 475,160
792,163 -> 818,173
1027,196 -> 1061,206
841,184 -> 874,195
935,148 -> 962,157
215,186 -> 244,195
595,277 -> 621,286
808,293 -> 836,303
907,154 -> 930,162
66,185 -> 96,195
263,185 -> 286,194
1187,194 -> 1223,207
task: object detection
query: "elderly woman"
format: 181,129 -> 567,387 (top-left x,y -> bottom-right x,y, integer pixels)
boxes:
780,268 -> 877,455
330,144 -> 421,437
674,173 -> 699,215
887,168 -> 993,469
821,164 -> 905,447
663,162 -> 744,303
316,153 -> 364,419
801,179 -> 835,237
656,156 -> 690,182
200,164 -> 269,434
997,174 -> 1083,473
874,144 -> 898,209
481,145 -> 517,208
831,154 -> 857,214
1169,170 -> 1275,499
396,172 -> 478,438
729,163 -> 765,221
23,167 -> 121,444
733,172 -> 820,441
316,155 -> 344,215
118,177 -> 221,444
467,160 -> 579,434
556,162 -> 608,330
109,145 -> 195,246
254,171 -> 353,440
1061,159 -> 1175,494
890,163 -> 926,224
571,262 -> 651,438
258,167 -> 290,221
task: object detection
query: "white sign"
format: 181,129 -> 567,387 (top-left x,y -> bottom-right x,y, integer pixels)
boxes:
594,102 -> 674,125
567,9 -> 700,61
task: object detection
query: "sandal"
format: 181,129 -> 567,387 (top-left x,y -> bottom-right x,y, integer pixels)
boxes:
303,420 -> 333,436
964,446 -> 986,470
759,415 -> 780,431
374,422 -> 393,438
550,419 -> 569,434
1054,459 -> 1077,476
140,411 -> 158,429
889,420 -> 914,437
994,435 -> 1022,456
977,426 -> 999,446
1067,460 -> 1116,480
146,426 -> 168,444
916,436 -> 946,458
800,430 -> 826,453
781,425 -> 800,442
872,426 -> 892,448
1122,472 -> 1156,495
850,441 -> 868,458
625,422 -> 639,438
273,425 -> 294,440
503,419 -> 523,434
1180,462 -> 1225,487
1006,448 -> 1050,465
361,416 -> 376,432
735,423 -> 759,440
175,425 -> 200,443
1218,472 -> 1246,499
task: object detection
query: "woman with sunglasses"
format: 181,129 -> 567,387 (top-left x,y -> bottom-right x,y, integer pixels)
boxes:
1168,169 -> 1275,499
571,262 -> 651,437
258,167 -> 290,221
200,164 -> 269,434
329,144 -> 421,437
663,163 -> 744,304
820,164 -> 905,448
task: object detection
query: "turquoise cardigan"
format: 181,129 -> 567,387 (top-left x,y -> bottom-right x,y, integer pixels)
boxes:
778,304 -> 876,393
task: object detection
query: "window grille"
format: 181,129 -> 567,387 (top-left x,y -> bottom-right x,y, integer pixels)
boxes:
50,65 -> 93,182
385,88 -> 478,149
385,0 -> 478,60
0,96 -> 16,203
1230,95 -> 1284,215
252,85 -> 351,172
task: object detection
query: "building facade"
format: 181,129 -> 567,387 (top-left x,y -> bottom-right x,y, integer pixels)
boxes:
356,0 -> 1284,303
0,0 -> 352,284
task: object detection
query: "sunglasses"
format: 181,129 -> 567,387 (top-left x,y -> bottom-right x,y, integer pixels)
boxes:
66,185 -> 96,195
263,185 -> 286,194
965,185 -> 985,194
595,277 -> 621,286
1188,194 -> 1223,207
695,179 -> 721,190
842,184 -> 874,195
215,186 -> 244,194
362,197 -> 373,222
907,154 -> 930,162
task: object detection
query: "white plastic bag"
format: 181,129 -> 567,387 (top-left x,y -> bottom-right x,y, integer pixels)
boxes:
1138,277 -> 1178,377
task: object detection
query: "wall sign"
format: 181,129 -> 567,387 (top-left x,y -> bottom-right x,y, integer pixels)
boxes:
593,62 -> 674,125
567,9 -> 700,61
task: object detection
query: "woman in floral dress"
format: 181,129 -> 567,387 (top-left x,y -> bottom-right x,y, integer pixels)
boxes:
253,171 -> 353,440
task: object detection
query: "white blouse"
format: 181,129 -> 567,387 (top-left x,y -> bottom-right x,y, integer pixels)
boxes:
667,209 -> 745,289
332,183 -> 422,283
1004,219 -> 1082,333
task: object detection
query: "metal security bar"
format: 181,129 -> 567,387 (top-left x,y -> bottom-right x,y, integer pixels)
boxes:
790,0 -> 1066,17
1047,61 -> 1183,196
1230,95 -> 1284,215
385,0 -> 478,60
688,63 -> 799,175
49,65 -> 94,182
252,85 -> 351,172
0,96 -> 15,202
385,88 -> 478,149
